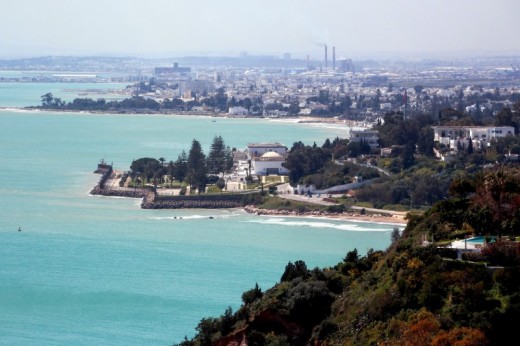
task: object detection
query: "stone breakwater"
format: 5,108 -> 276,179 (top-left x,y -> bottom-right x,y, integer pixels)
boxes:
142,194 -> 250,209
90,163 -> 261,209
90,186 -> 149,199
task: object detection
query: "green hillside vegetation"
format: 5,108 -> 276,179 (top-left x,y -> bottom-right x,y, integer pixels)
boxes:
174,167 -> 520,346
345,107 -> 520,210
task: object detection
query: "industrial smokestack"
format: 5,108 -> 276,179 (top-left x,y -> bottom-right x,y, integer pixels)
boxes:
324,44 -> 328,69
333,46 -> 336,70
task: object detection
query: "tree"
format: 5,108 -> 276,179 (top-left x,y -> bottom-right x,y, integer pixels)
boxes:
391,227 -> 401,243
219,307 -> 235,336
241,283 -> 263,305
481,169 -> 517,238
187,139 -> 207,194
287,280 -> 334,328
284,141 -> 332,186
167,161 -> 175,187
216,178 -> 225,194
130,157 -> 162,183
411,174 -> 446,206
41,93 -> 54,107
206,135 -> 231,174
448,176 -> 476,199
52,97 -> 65,108
495,107 -> 513,127
402,310 -> 440,346
467,137 -> 474,155
174,151 -> 188,183
431,327 -> 487,346
281,260 -> 309,282
401,142 -> 416,169
195,317 -> 219,346
416,126 -> 435,156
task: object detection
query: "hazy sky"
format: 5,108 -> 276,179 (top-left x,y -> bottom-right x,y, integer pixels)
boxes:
2,0 -> 519,59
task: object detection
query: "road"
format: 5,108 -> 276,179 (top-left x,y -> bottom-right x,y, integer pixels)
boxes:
276,191 -> 409,218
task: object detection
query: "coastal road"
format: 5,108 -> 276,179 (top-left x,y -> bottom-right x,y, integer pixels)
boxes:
277,193 -> 337,206
276,190 -> 409,219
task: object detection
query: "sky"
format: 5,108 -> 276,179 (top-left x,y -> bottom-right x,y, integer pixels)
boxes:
2,0 -> 520,59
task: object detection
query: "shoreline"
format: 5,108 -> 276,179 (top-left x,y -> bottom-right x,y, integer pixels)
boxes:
243,205 -> 407,225
0,106 -> 352,125
90,164 -> 407,225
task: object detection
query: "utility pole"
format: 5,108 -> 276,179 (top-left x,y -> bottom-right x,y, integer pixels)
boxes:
403,89 -> 407,121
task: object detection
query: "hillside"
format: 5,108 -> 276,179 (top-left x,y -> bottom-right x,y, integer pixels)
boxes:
175,167 -> 520,346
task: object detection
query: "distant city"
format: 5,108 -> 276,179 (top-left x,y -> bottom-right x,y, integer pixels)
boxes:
2,51 -> 520,125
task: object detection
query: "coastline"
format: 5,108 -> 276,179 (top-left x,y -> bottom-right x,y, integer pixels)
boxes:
91,164 -> 406,225
1,106 -> 352,125
243,205 -> 407,226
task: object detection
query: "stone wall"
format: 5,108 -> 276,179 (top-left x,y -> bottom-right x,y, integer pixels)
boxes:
90,163 -> 261,209
144,193 -> 255,209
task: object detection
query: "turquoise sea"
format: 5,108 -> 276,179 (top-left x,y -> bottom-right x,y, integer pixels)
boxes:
0,82 -> 396,345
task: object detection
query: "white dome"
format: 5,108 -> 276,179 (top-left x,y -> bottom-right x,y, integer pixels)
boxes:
261,151 -> 282,158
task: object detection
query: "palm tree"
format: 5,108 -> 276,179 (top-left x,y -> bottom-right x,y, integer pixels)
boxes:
167,161 -> 174,187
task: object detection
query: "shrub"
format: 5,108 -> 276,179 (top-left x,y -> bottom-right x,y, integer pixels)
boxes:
326,204 -> 345,213
242,283 -> 263,305
281,260 -> 309,282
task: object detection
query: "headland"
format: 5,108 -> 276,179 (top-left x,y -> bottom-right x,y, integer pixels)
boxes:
90,163 -> 407,225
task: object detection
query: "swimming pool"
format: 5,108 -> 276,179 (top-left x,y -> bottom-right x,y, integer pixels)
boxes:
465,236 -> 496,244
450,235 -> 496,250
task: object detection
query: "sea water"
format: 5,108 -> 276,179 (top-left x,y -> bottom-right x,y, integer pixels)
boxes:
0,83 -> 396,345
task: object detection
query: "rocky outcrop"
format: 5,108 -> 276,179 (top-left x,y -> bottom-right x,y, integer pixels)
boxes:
213,308 -> 308,346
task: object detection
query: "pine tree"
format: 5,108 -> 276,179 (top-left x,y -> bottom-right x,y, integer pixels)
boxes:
206,135 -> 227,174
187,139 -> 207,193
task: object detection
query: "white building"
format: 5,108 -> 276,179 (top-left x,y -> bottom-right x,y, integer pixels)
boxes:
228,106 -> 248,115
251,151 -> 289,175
245,143 -> 289,176
246,143 -> 288,158
432,126 -> 514,150
348,129 -> 380,149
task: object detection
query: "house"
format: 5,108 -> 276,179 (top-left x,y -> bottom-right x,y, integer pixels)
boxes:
228,106 -> 249,115
348,129 -> 380,149
432,125 -> 514,152
245,143 -> 289,176
380,147 -> 393,157
246,143 -> 288,158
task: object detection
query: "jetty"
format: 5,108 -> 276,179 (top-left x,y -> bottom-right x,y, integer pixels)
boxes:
90,162 -> 261,209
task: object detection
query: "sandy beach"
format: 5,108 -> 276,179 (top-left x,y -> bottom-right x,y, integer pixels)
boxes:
243,205 -> 408,226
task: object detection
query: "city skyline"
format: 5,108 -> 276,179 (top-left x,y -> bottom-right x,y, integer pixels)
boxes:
3,0 -> 520,59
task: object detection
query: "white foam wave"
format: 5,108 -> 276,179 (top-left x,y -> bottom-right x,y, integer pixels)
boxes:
245,217 -> 391,232
0,107 -> 36,113
149,214 -> 214,220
